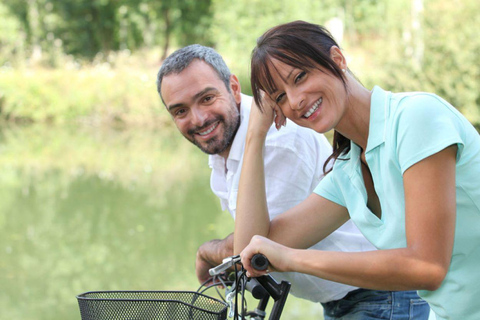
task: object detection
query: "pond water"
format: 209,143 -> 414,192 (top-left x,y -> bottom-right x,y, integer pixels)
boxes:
0,124 -> 323,319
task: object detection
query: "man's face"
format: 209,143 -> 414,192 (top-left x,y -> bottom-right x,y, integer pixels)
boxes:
161,60 -> 242,157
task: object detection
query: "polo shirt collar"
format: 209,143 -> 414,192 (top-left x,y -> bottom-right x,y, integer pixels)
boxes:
365,86 -> 390,154
346,86 -> 390,176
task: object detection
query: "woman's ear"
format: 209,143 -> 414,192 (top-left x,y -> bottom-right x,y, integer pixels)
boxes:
330,46 -> 347,70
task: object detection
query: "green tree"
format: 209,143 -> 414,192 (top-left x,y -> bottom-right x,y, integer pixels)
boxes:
0,0 -> 214,63
1,0 -> 60,65
150,0 -> 213,60
49,0 -> 121,58
369,0 -> 480,126
0,2 -> 25,66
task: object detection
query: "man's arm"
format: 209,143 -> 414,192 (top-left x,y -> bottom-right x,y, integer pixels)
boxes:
195,233 -> 234,284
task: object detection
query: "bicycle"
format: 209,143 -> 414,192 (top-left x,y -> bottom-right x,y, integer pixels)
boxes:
76,254 -> 290,320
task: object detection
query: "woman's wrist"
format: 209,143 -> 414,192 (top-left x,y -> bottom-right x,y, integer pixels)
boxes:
284,248 -> 300,273
245,126 -> 269,148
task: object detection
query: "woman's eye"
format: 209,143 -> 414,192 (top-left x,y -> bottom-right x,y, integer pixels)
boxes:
295,71 -> 306,83
275,93 -> 285,104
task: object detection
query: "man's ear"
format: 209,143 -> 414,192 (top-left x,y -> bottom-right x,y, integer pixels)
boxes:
330,46 -> 347,70
229,74 -> 242,105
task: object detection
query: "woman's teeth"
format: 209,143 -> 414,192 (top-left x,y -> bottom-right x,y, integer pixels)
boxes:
303,98 -> 322,118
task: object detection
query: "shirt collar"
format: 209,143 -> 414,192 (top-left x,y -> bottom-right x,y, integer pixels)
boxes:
365,86 -> 390,154
345,86 -> 390,176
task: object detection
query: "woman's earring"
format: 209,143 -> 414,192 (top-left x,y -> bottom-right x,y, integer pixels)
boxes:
342,69 -> 346,73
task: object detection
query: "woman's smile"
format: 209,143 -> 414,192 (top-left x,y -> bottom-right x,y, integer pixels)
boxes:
303,97 -> 323,119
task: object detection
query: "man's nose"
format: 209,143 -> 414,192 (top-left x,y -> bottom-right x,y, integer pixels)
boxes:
190,107 -> 208,127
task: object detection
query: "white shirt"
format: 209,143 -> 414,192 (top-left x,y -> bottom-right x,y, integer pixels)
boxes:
209,94 -> 377,303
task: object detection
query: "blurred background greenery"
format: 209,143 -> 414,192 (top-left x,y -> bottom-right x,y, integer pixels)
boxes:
0,0 -> 478,319
0,0 -> 479,127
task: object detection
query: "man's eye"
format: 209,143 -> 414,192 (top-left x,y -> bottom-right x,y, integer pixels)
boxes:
295,71 -> 306,84
203,95 -> 215,103
175,108 -> 187,116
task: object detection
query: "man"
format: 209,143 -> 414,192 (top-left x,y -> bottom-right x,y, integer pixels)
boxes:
156,44 -> 430,319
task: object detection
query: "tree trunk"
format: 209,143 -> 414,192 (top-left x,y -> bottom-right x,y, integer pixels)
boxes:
28,0 -> 42,63
161,8 -> 171,62
411,0 -> 424,69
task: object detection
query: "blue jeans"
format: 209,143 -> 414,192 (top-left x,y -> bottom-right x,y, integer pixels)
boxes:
321,289 -> 430,320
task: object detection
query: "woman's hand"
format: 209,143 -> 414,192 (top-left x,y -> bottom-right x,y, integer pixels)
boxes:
267,92 -> 287,130
248,92 -> 287,136
240,235 -> 293,277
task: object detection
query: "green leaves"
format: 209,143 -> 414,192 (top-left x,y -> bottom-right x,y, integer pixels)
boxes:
0,0 -> 478,127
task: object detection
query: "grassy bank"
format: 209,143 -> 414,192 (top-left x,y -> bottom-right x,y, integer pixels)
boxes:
1,49 -> 478,133
0,51 -> 169,128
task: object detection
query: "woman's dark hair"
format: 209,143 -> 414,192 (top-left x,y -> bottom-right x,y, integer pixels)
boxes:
250,20 -> 350,174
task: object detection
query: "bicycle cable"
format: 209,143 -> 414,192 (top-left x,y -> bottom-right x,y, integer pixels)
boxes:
197,258 -> 259,319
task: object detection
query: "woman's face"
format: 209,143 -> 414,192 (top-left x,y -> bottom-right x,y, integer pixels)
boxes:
265,58 -> 348,133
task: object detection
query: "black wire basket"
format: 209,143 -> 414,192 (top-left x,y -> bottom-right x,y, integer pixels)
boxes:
76,291 -> 228,320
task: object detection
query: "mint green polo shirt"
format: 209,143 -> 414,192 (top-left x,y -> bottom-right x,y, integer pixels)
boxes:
314,86 -> 480,320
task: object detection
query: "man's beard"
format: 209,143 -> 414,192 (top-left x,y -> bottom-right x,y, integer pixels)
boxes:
188,98 -> 240,155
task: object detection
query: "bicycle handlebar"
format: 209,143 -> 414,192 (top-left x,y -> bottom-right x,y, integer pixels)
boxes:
209,253 -> 269,276
251,254 -> 269,271
208,253 -> 290,320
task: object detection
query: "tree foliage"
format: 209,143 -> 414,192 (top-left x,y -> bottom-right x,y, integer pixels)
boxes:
0,0 -> 213,61
0,0 -> 478,126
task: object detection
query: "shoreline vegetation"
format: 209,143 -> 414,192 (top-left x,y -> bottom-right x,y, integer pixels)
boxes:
0,50 -> 170,129
1,48 -> 478,132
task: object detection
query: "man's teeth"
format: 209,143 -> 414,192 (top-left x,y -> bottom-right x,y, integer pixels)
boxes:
198,122 -> 218,136
303,98 -> 322,118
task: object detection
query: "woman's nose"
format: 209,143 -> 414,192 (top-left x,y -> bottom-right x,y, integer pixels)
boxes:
288,92 -> 305,111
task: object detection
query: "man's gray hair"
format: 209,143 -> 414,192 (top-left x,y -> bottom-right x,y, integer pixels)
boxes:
156,44 -> 232,104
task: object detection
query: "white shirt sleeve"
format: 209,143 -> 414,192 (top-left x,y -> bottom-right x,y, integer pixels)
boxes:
262,123 -> 332,218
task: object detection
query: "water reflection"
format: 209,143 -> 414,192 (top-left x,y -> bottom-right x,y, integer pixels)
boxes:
0,125 -> 322,319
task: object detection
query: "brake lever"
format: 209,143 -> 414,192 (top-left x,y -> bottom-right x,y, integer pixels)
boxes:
209,255 -> 241,276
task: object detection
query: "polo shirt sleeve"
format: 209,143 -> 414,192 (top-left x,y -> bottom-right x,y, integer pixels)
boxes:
313,171 -> 346,207
394,94 -> 465,173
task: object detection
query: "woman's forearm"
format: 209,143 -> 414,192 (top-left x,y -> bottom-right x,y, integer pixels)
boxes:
240,235 -> 446,291
288,247 -> 447,291
234,130 -> 271,254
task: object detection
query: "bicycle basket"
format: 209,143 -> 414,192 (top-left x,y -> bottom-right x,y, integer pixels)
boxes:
76,291 -> 228,320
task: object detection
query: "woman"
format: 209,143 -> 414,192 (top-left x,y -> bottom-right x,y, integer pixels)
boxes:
235,21 -> 480,320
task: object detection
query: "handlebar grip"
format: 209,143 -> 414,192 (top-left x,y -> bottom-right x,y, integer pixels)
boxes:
251,254 -> 269,271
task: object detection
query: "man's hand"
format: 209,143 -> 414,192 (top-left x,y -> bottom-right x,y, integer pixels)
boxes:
195,233 -> 234,284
